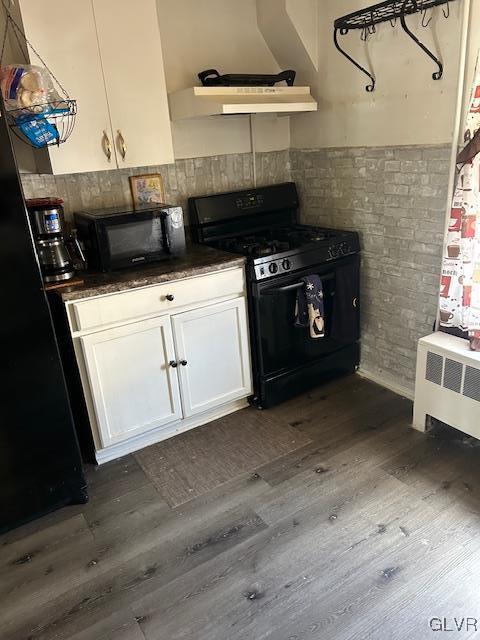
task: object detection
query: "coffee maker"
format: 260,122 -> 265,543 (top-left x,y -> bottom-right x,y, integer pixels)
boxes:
27,198 -> 82,283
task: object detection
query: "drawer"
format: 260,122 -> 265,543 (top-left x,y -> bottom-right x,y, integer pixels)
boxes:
70,268 -> 245,332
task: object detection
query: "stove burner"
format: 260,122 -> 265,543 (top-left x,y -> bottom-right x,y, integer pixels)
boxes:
221,236 -> 292,257
255,240 -> 290,256
284,229 -> 329,243
213,225 -> 343,259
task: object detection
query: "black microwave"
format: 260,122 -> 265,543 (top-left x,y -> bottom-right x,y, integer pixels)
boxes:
74,204 -> 186,272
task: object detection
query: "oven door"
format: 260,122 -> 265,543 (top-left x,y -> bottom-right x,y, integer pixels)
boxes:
250,255 -> 359,379
98,211 -> 169,270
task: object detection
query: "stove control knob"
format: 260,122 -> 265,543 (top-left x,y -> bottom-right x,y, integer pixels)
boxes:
340,242 -> 349,255
329,245 -> 338,259
269,262 -> 278,274
282,259 -> 291,271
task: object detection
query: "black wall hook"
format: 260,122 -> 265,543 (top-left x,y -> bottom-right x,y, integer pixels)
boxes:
389,1 -> 399,25
421,8 -> 432,27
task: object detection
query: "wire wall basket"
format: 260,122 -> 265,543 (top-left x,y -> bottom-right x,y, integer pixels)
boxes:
4,98 -> 77,148
0,0 -> 77,148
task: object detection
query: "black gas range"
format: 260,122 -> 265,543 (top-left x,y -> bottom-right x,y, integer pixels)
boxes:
190,182 -> 360,409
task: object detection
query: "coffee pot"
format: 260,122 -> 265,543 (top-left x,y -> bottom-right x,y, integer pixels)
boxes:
26,198 -> 84,283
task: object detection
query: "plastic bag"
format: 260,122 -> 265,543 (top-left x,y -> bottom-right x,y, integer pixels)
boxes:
16,114 -> 61,148
0,64 -> 61,115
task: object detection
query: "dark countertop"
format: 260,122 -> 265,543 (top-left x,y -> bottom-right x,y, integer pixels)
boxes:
55,245 -> 245,302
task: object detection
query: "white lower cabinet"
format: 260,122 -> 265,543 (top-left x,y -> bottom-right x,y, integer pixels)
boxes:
172,298 -> 252,417
81,315 -> 182,448
70,268 -> 252,462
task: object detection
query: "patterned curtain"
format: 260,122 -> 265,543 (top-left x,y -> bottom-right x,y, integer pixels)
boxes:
439,58 -> 480,351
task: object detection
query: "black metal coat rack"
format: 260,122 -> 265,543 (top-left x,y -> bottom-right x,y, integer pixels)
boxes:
334,0 -> 456,92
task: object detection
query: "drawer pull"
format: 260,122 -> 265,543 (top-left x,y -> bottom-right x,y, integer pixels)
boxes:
180,360 -> 188,367
169,360 -> 178,368
165,294 -> 175,301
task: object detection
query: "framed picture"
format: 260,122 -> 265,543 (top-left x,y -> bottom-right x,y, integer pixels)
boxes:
129,173 -> 165,207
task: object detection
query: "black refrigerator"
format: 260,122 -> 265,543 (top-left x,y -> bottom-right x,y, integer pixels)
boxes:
0,103 -> 87,534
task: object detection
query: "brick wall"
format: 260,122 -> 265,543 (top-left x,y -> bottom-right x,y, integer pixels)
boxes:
21,150 -> 291,223
291,144 -> 451,396
22,144 -> 449,394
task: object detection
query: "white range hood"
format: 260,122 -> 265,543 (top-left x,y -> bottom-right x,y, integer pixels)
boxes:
168,85 -> 317,120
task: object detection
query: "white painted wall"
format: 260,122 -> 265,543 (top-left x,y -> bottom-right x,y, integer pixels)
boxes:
286,0 -> 319,71
289,0 -> 464,148
157,0 -> 290,159
257,0 -> 318,85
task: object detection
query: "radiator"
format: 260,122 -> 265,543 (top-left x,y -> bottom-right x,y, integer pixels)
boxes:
413,332 -> 480,437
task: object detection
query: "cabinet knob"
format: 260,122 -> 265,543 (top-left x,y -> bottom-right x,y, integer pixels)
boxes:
165,294 -> 175,301
169,360 -> 178,368
180,360 -> 188,367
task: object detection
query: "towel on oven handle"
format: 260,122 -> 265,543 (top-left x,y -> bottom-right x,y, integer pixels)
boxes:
294,275 -> 325,339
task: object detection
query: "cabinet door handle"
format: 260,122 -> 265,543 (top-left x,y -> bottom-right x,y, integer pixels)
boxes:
117,130 -> 127,160
102,131 -> 112,161
165,294 -> 175,301
180,360 -> 188,367
169,360 -> 178,368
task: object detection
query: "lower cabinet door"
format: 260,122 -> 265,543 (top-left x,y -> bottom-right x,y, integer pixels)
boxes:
172,298 -> 252,417
81,316 -> 182,447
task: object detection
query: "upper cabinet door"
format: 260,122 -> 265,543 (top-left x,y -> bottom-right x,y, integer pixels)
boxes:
17,0 -> 116,174
172,299 -> 253,418
92,0 -> 174,168
81,315 -> 182,448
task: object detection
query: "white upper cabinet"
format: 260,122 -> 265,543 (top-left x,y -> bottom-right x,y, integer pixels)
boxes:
17,0 -> 116,174
16,0 -> 173,174
92,0 -> 173,169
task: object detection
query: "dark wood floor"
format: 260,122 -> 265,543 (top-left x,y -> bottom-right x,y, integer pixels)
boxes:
3,374 -> 480,640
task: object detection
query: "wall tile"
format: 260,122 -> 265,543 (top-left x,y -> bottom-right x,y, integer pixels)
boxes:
21,149 -> 290,225
22,144 -> 449,395
292,144 -> 450,395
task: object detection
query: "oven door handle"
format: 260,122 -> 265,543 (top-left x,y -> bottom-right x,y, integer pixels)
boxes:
263,272 -> 335,295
